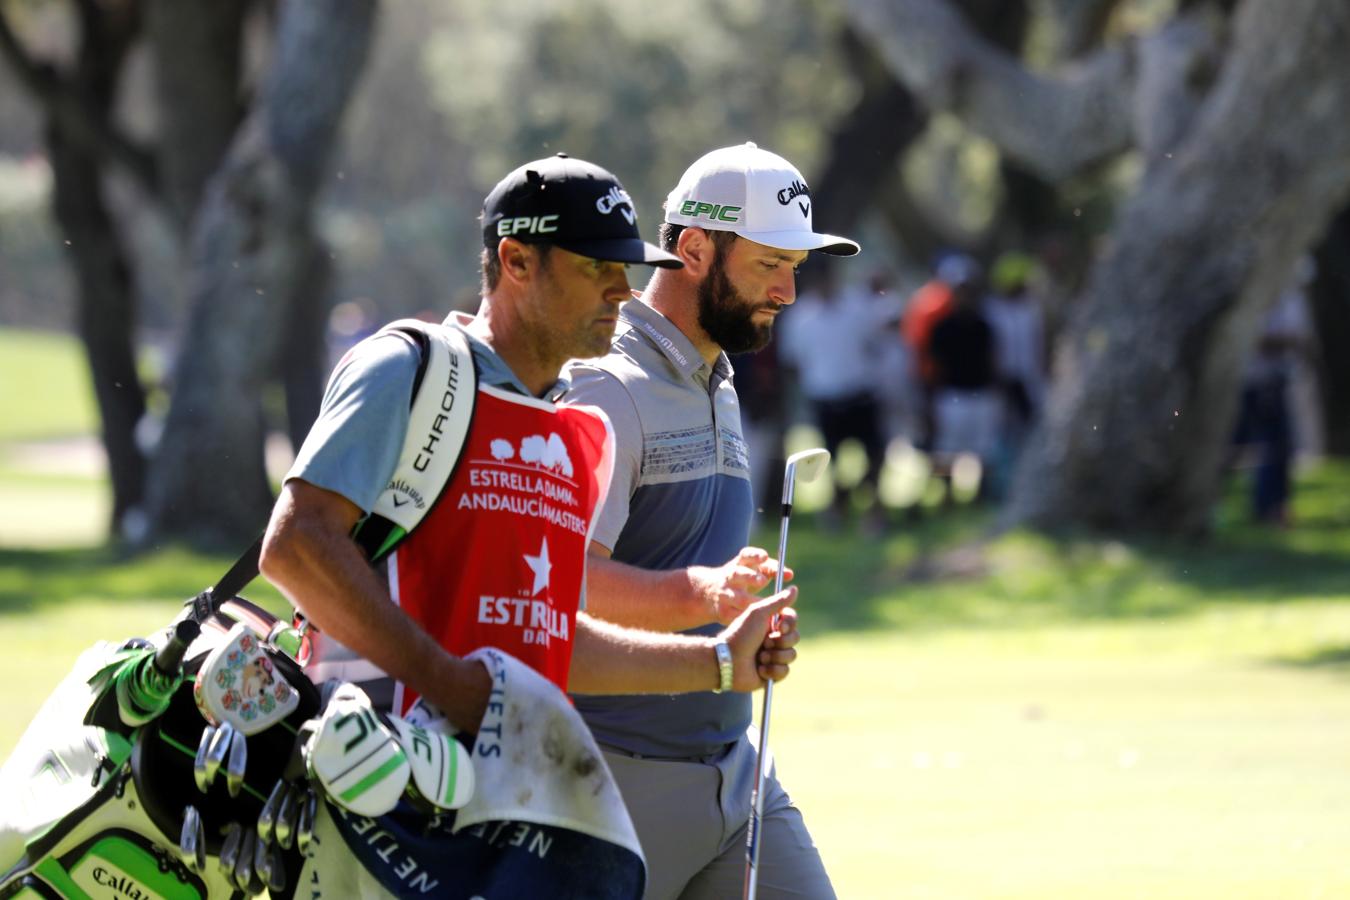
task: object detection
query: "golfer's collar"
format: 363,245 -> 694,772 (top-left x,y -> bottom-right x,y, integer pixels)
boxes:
444,311 -> 569,401
621,299 -> 717,382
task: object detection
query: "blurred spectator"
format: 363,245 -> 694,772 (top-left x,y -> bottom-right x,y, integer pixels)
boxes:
1233,257 -> 1319,525
780,266 -> 897,532
866,270 -> 910,445
984,251 -> 1047,497
902,254 -> 978,450
928,272 -> 998,496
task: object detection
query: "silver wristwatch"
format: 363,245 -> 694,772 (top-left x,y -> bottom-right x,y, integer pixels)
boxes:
712,641 -> 733,693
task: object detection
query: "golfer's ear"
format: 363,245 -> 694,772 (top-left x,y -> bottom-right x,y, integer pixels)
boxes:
677,227 -> 715,278
498,237 -> 535,285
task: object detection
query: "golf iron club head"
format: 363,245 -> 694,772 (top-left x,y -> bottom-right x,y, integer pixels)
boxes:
193,725 -> 217,793
179,805 -> 206,872
203,720 -> 235,790
257,778 -> 287,844
225,729 -> 248,798
781,448 -> 830,507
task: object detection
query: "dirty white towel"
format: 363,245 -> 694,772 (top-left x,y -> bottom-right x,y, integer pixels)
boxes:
442,647 -> 642,857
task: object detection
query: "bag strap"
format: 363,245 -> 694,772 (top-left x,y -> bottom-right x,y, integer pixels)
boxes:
352,319 -> 478,562
192,321 -> 478,623
191,535 -> 263,622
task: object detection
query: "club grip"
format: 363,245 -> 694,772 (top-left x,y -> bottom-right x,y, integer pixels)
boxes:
155,619 -> 201,675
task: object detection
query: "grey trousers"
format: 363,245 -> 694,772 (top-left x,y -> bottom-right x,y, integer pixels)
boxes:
602,733 -> 836,900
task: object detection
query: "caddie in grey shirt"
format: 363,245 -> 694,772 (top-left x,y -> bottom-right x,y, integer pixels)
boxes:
569,299 -> 755,757
567,142 -> 859,900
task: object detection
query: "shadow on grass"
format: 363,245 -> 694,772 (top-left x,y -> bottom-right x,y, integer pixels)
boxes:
755,462 -> 1350,637
1278,644 -> 1350,670
0,544 -> 286,617
6,464 -> 1347,640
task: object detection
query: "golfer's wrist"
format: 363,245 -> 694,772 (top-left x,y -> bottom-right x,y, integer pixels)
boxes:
676,566 -> 715,622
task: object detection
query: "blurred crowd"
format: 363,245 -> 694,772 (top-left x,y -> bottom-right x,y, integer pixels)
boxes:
318,249 -> 1324,536
738,250 -> 1322,533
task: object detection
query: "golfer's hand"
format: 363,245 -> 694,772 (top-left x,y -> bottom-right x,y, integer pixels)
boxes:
757,605 -> 799,684
424,656 -> 492,735
692,547 -> 794,625
722,587 -> 798,691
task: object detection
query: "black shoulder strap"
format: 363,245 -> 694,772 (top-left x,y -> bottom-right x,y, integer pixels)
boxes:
191,535 -> 263,622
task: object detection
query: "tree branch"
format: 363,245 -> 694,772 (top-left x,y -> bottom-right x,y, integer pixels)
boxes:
845,0 -> 1135,181
1038,0 -> 1126,60
0,5 -> 159,198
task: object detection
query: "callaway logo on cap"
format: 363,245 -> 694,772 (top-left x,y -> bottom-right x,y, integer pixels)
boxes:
664,142 -> 860,256
482,153 -> 682,269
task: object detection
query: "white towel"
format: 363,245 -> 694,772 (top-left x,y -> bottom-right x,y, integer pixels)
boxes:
439,647 -> 642,862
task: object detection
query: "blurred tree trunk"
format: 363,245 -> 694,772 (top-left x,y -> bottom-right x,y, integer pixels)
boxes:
280,237 -> 332,450
1310,209 -> 1350,456
146,0 -> 247,227
811,24 -> 926,239
852,0 -> 1350,535
0,0 -> 151,536
143,0 -> 376,547
1007,0 -> 1350,534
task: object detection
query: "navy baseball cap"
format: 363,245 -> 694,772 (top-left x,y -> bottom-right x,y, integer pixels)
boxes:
481,153 -> 683,269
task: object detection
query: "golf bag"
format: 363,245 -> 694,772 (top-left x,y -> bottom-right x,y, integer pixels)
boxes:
0,595 -> 323,899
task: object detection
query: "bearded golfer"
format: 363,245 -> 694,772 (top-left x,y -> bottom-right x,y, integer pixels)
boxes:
567,143 -> 860,899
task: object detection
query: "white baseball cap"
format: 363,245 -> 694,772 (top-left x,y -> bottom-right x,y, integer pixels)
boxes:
664,142 -> 860,256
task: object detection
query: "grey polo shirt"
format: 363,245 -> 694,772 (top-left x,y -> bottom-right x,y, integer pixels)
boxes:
565,299 -> 755,758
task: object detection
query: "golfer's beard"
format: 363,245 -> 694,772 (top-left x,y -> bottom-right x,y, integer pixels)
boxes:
697,259 -> 775,354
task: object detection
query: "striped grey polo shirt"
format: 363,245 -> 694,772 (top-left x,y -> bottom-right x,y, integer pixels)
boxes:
565,298 -> 755,758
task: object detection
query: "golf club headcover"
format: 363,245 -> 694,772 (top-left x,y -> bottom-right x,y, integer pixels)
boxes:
194,622 -> 301,735
386,713 -> 475,811
303,682 -> 409,817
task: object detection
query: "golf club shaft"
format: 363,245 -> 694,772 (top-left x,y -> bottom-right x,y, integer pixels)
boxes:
745,503 -> 793,900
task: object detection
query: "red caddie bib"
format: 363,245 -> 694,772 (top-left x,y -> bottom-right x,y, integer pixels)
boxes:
387,384 -> 612,714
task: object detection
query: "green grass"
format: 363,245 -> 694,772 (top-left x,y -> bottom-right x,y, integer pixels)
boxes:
1,468 -> 1347,897
1,330 -> 1348,895
749,463 -> 1350,898
0,327 -> 98,441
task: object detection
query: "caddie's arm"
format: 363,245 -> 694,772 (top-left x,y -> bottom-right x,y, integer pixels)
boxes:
567,587 -> 799,695
260,479 -> 491,732
585,543 -> 794,630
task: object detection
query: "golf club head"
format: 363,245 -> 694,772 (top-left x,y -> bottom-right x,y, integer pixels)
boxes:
218,822 -> 243,881
225,729 -> 248,797
257,836 -> 287,895
781,448 -> 830,506
296,788 -> 318,854
232,828 -> 257,895
203,720 -> 235,789
179,805 -> 205,872
274,784 -> 301,849
257,778 -> 287,844
194,724 -> 217,793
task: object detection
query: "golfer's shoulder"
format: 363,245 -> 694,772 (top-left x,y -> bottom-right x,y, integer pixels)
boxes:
326,330 -> 421,403
565,355 -> 638,409
567,320 -> 661,390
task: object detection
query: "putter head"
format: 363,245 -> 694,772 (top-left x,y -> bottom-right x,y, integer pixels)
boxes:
781,448 -> 831,506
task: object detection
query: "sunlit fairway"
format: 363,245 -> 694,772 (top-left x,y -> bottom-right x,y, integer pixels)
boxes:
2,332 -> 1349,898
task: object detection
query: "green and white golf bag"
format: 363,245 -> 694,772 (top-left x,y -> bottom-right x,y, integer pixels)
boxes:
0,596 -> 325,899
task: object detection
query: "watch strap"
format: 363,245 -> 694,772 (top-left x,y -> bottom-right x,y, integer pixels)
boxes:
712,640 -> 733,693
